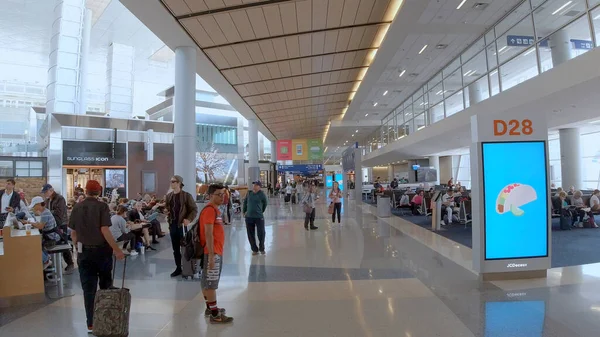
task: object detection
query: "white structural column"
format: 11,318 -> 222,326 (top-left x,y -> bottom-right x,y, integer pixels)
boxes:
78,8 -> 92,115
428,155 -> 440,184
106,43 -> 135,118
247,119 -> 260,182
270,140 -> 277,187
46,0 -> 85,194
468,81 -> 485,107
559,128 -> 583,190
174,46 -> 197,195
236,117 -> 246,185
550,28 -> 572,67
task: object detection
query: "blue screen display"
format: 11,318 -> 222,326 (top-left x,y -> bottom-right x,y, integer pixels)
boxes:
326,175 -> 333,188
485,301 -> 545,337
482,141 -> 548,260
335,174 -> 343,188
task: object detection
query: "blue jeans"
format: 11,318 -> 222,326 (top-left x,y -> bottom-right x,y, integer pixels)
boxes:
245,217 -> 265,252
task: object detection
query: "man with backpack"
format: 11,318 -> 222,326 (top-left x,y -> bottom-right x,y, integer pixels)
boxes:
199,183 -> 233,324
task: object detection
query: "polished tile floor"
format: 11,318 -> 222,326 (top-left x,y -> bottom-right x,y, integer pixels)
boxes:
2,193 -> 600,336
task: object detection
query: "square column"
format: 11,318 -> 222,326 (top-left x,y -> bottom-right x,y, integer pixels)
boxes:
247,119 -> 260,182
46,0 -> 85,115
174,46 -> 197,196
105,43 -> 134,118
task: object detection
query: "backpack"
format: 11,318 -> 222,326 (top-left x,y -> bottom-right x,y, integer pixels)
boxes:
183,204 -> 218,263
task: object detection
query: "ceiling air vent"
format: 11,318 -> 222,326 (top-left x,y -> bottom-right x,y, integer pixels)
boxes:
472,3 -> 489,10
409,73 -> 419,77
436,44 -> 448,49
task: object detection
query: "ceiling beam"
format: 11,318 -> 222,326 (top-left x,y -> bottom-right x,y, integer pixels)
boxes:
250,92 -> 353,108
232,66 -> 368,86
172,0 -> 295,20
241,80 -> 358,98
197,22 -> 391,49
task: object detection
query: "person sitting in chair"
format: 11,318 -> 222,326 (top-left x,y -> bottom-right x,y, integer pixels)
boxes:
411,190 -> 424,215
441,189 -> 456,225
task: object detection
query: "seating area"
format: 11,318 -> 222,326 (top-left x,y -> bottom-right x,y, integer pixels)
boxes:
372,188 -> 600,268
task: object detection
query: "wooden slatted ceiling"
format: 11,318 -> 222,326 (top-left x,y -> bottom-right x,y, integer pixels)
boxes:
162,0 -> 398,139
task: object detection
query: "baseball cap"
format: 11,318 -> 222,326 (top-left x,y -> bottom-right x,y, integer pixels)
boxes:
85,180 -> 102,192
252,181 -> 262,187
41,184 -> 53,193
29,196 -> 45,210
171,175 -> 185,187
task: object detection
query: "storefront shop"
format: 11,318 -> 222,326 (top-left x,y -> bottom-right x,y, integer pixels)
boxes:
62,141 -> 127,199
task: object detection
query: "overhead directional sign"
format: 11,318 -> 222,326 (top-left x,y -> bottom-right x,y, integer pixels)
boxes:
506,35 -> 592,50
277,164 -> 323,173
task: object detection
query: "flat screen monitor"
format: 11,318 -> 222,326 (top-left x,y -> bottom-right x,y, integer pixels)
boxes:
481,141 -> 548,260
412,164 -> 420,170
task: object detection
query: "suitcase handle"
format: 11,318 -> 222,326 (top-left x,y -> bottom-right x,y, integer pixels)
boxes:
112,256 -> 127,289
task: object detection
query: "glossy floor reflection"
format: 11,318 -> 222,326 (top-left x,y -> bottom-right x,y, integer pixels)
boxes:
2,195 -> 600,336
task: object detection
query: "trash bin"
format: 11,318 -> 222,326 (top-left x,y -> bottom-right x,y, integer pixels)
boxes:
377,196 -> 391,218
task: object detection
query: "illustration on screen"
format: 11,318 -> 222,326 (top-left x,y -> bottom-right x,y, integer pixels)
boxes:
496,183 -> 538,216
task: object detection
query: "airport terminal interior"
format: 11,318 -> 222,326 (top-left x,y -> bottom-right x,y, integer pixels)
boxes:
3,0 -> 600,336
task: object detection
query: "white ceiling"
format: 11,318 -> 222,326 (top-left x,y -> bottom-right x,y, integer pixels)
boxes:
361,46 -> 600,166
329,0 -> 524,149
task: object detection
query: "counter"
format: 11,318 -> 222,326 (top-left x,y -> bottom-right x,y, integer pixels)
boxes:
0,228 -> 45,307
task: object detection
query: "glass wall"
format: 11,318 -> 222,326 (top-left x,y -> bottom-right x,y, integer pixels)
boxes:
370,0 -> 600,154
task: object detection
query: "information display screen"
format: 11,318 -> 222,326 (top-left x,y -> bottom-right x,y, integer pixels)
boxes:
481,141 -> 548,260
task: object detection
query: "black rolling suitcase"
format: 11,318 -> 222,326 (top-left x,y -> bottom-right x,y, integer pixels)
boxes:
284,194 -> 291,202
291,194 -> 296,204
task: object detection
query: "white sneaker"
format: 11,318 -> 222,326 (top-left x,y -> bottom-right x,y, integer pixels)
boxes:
43,260 -> 53,270
193,272 -> 201,279
577,222 -> 584,228
440,220 -> 446,226
130,250 -> 139,256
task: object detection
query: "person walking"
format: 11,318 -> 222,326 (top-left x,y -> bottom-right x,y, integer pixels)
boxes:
302,184 -> 319,230
200,183 -> 234,324
243,181 -> 268,255
68,180 -> 125,333
329,181 -> 342,224
42,184 -> 75,273
165,175 -> 198,277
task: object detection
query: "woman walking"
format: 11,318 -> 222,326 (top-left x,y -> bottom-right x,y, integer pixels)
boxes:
302,185 -> 319,230
329,182 -> 342,224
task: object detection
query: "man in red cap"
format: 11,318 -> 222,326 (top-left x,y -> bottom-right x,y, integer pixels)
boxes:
69,180 -> 125,333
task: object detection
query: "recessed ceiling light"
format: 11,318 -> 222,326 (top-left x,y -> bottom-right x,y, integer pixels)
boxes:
383,90 -> 388,96
399,70 -> 406,77
352,134 -> 355,137
418,45 -> 428,54
373,102 -> 378,107
365,113 -> 369,117
456,0 -> 467,10
552,1 -> 573,15
355,129 -> 358,133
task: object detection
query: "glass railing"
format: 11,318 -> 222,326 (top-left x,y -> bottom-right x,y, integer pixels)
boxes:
368,0 -> 599,153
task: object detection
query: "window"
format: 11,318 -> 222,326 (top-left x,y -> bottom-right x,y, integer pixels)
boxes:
14,160 -> 43,177
0,161 -> 13,177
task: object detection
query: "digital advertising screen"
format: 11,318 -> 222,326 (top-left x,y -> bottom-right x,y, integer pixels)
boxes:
481,141 -> 548,260
335,173 -> 344,188
326,175 -> 333,188
484,301 -> 545,337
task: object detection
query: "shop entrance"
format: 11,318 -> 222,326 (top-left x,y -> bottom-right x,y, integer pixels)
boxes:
65,167 -> 126,200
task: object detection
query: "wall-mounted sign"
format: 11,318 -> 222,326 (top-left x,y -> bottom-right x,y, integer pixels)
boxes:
291,139 -> 308,160
63,141 -> 127,167
571,39 -> 593,50
506,35 -> 548,48
276,140 -> 292,161
277,164 -> 323,174
307,139 -> 323,160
